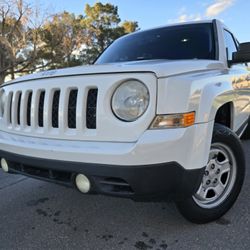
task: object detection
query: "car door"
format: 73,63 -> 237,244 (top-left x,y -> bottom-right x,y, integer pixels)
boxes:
224,29 -> 250,131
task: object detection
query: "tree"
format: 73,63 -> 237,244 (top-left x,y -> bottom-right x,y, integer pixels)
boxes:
0,0 -> 45,84
80,3 -> 138,64
121,20 -> 139,34
38,12 -> 84,70
0,1 -> 139,83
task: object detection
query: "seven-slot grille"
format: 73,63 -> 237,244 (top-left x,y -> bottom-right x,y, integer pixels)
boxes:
5,87 -> 98,131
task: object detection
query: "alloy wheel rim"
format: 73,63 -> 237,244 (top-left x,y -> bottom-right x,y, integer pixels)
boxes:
193,142 -> 237,209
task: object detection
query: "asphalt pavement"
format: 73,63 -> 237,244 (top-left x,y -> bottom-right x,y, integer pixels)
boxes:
0,141 -> 250,250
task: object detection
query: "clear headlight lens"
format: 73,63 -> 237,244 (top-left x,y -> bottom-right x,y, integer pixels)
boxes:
112,80 -> 149,122
0,90 -> 6,117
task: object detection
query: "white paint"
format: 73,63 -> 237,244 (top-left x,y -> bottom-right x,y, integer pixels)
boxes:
0,19 -> 249,172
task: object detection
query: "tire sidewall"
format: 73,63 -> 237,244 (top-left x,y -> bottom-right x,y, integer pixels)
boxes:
241,119 -> 250,140
176,124 -> 245,224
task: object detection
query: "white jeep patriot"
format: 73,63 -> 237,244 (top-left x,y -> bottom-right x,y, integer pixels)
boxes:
0,19 -> 250,223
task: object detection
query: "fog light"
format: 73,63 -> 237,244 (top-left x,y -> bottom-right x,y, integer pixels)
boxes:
75,174 -> 90,193
1,158 -> 9,172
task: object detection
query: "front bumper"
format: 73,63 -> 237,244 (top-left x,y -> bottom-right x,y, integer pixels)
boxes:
0,121 -> 214,169
0,121 -> 213,200
0,149 -> 204,201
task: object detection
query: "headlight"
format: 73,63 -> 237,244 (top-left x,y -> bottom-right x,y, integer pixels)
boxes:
0,90 -> 6,117
112,80 -> 149,122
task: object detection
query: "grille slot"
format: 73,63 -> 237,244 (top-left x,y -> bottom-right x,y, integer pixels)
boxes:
86,89 -> 98,129
38,91 -> 45,127
27,92 -> 32,126
4,86 -> 99,136
17,92 -> 22,125
52,90 -> 60,128
68,89 -> 78,129
9,92 -> 13,124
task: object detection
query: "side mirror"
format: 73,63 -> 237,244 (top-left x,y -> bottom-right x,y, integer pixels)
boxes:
231,42 -> 250,64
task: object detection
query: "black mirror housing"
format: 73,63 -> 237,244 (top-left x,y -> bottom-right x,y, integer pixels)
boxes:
232,42 -> 250,64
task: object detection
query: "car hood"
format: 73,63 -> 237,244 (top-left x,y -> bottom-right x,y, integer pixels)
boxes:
3,59 -> 225,85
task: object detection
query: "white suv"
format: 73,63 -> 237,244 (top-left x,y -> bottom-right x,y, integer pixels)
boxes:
0,19 -> 250,223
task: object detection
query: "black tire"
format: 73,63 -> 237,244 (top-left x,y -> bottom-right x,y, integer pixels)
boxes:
176,124 -> 245,224
241,120 -> 250,140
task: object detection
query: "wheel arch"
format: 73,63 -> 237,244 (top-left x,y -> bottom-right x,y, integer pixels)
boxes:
214,101 -> 235,129
194,78 -> 236,126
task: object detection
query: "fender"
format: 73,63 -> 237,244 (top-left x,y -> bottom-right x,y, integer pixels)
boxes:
156,69 -> 236,125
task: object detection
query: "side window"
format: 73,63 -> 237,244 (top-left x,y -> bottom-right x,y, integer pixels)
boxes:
223,30 -> 238,61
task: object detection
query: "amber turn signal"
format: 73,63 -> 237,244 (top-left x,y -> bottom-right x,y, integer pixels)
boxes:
150,112 -> 195,129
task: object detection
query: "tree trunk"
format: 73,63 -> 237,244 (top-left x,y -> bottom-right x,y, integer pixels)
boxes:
10,62 -> 15,80
0,74 -> 5,85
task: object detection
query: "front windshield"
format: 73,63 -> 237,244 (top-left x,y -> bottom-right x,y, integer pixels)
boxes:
96,23 -> 216,64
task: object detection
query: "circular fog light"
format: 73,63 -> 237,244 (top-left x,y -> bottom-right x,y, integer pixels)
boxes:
1,158 -> 9,172
75,174 -> 91,193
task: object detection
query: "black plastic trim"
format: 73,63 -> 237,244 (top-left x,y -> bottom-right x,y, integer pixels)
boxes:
0,150 -> 205,201
212,19 -> 220,61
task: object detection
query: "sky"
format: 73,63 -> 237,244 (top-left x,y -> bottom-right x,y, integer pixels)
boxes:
30,0 -> 250,42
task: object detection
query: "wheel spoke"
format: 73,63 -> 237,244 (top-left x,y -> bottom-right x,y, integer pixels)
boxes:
196,185 -> 208,201
209,149 -> 220,161
218,159 -> 231,174
213,181 -> 225,197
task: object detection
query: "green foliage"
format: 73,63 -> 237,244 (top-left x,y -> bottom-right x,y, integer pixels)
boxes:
38,12 -> 83,69
80,3 -> 139,64
122,21 -> 139,34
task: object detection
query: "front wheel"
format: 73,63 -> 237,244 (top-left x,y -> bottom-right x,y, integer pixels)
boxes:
176,124 -> 245,224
